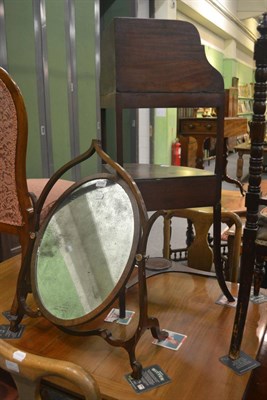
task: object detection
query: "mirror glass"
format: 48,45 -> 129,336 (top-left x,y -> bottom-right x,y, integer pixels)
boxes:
33,177 -> 138,322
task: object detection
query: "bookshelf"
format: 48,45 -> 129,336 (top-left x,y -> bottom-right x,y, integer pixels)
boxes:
237,98 -> 253,116
224,85 -> 249,150
225,82 -> 254,119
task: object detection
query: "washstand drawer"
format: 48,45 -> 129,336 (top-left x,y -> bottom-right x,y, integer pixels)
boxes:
180,118 -> 217,133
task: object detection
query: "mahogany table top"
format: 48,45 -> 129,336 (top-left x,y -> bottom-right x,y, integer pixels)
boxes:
1,256 -> 266,400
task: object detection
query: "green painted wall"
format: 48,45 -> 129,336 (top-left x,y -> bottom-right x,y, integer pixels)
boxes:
101,0 -> 135,29
46,0 -> 70,174
100,0 -> 136,162
154,108 -> 177,165
205,46 -> 224,76
4,0 -> 42,177
237,62 -> 254,86
223,58 -> 254,89
203,47 -> 254,89
4,0 -> 98,178
72,0 -> 98,176
223,58 -> 238,88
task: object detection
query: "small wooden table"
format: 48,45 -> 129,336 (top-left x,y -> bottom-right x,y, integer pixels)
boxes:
234,141 -> 267,181
179,117 -> 248,169
179,117 -> 248,193
1,256 -> 267,400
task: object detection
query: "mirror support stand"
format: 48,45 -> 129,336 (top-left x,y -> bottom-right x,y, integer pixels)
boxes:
9,140 -> 167,380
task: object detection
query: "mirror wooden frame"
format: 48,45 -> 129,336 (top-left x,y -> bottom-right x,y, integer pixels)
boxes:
10,140 -> 168,379
31,173 -> 141,326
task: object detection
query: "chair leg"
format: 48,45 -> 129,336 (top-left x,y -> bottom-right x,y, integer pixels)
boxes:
186,219 -> 194,247
163,214 -> 197,262
163,216 -> 172,259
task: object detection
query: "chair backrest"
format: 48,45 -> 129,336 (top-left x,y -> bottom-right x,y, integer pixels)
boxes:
0,67 -> 32,230
0,339 -> 101,400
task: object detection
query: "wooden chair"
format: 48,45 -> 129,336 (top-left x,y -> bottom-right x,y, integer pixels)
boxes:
0,66 -> 73,312
0,339 -> 101,400
228,12 -> 267,360
163,190 -> 245,282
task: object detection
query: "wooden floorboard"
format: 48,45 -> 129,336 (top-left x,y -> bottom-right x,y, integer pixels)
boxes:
0,256 -> 266,400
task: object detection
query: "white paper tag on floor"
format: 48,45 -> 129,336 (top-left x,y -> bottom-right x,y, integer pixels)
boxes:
250,293 -> 267,304
104,308 -> 135,325
152,329 -> 187,351
215,294 -> 237,307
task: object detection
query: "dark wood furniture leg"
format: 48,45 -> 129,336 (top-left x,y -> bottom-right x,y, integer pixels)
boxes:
228,12 -> 267,360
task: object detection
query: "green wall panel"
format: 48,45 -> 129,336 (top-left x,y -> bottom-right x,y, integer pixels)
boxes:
100,0 -> 136,162
154,108 -> 177,165
223,59 -> 254,89
223,58 -> 238,88
4,1 -> 100,179
237,62 -> 254,86
100,0 -> 136,31
154,110 -> 168,165
46,0 -> 71,174
75,0 -> 98,176
205,46 -> 224,76
4,0 -> 42,177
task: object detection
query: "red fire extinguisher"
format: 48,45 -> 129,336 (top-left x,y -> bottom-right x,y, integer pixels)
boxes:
172,139 -> 181,166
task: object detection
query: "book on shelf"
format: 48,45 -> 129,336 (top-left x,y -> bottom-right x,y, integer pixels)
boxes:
238,99 -> 252,114
238,83 -> 254,98
177,108 -> 197,118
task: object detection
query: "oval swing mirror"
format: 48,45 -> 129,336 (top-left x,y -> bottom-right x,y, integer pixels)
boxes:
31,174 -> 140,326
